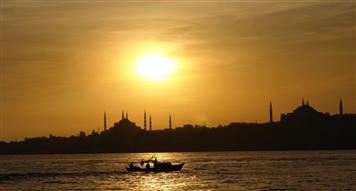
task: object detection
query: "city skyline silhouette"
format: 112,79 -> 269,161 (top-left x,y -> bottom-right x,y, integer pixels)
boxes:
1,98 -> 354,154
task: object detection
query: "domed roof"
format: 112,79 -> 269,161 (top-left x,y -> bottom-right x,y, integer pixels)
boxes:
116,118 -> 136,128
293,104 -> 318,114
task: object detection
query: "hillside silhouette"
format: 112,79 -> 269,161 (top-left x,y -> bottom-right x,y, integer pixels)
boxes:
0,100 -> 355,154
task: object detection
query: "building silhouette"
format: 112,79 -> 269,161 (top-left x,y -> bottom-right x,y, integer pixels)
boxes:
269,102 -> 273,124
149,115 -> 152,131
100,110 -> 141,137
280,100 -> 330,126
339,99 -> 343,115
144,110 -> 147,131
104,111 -> 107,132
169,114 -> 172,129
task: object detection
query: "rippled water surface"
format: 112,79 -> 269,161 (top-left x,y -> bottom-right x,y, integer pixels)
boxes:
0,151 -> 355,190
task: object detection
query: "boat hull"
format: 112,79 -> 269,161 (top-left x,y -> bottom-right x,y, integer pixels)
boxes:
126,163 -> 184,172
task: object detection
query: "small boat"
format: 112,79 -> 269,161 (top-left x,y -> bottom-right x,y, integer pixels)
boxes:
126,157 -> 184,172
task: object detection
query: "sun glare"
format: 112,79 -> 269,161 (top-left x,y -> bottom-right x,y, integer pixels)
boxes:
136,53 -> 175,81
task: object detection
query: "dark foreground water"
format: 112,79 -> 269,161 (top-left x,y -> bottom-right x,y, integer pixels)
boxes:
0,151 -> 355,190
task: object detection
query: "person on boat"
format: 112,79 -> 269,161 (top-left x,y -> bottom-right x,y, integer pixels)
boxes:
146,163 -> 150,170
129,163 -> 134,169
153,158 -> 158,168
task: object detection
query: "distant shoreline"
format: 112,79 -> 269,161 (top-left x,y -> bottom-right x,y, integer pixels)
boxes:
1,148 -> 356,155
1,103 -> 355,155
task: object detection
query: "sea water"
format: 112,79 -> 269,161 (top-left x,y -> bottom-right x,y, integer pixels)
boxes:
0,151 -> 355,190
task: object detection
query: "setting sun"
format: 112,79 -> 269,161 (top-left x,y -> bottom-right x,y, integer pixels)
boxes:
136,53 -> 176,81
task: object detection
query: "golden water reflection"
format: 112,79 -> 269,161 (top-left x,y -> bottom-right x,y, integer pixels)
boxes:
1,151 -> 354,190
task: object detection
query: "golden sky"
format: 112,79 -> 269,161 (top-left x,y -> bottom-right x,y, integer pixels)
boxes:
1,1 -> 355,141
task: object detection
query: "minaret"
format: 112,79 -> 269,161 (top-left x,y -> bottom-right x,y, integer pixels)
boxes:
306,100 -> 309,106
149,115 -> 152,131
122,110 -> 124,120
302,98 -> 305,106
339,99 -> 343,115
144,110 -> 147,131
169,114 -> 172,130
269,101 -> 273,124
104,111 -> 107,132
126,111 -> 128,120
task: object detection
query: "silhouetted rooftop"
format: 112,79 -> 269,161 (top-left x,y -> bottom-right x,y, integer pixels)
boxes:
293,104 -> 318,114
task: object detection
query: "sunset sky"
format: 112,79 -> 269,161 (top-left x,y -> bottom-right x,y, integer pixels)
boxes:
1,1 -> 355,141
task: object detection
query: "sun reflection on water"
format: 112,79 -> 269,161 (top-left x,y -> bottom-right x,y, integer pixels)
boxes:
3,152 -> 350,190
